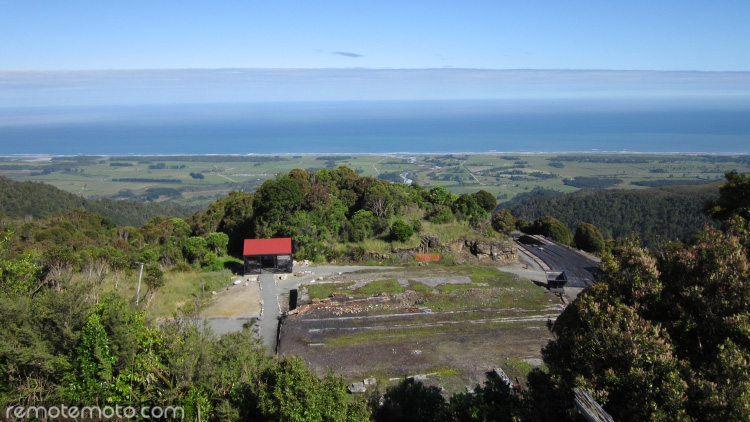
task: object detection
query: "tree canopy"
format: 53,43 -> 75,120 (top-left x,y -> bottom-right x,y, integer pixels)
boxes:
573,222 -> 604,253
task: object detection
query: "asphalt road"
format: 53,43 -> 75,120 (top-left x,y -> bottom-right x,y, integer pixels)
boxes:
517,236 -> 600,288
259,272 -> 279,350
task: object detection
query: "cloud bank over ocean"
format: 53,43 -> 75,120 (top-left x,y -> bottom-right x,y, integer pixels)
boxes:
2,68 -> 750,107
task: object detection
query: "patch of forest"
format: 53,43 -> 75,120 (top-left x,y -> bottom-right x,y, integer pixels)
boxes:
630,178 -> 717,187
188,167 -> 499,259
508,182 -> 720,247
0,176 -> 194,227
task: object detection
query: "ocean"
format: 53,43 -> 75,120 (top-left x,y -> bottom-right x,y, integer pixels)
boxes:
1,100 -> 749,155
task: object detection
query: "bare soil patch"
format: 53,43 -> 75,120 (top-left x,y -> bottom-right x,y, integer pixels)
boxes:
201,277 -> 261,318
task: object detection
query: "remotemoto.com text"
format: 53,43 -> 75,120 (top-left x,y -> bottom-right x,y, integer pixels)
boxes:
6,405 -> 184,420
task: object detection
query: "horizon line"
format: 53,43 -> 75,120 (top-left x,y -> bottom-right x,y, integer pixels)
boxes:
3,151 -> 749,159
2,67 -> 749,74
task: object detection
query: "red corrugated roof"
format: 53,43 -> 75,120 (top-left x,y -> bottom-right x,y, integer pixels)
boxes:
243,238 -> 292,256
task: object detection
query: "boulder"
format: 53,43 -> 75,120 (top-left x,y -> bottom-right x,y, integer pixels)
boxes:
347,382 -> 367,394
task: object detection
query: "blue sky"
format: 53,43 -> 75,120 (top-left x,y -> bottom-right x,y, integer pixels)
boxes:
2,1 -> 750,108
2,0 -> 750,71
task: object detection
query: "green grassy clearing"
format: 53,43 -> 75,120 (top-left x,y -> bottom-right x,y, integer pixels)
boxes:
94,268 -> 237,318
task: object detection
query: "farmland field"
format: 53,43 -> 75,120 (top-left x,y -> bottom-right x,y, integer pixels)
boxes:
2,153 -> 747,210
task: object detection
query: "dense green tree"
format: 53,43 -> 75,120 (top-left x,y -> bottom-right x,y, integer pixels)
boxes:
0,231 -> 42,297
253,177 -> 305,237
235,356 -> 368,422
536,217 -> 750,421
287,211 -> 327,261
542,285 -> 690,422
453,194 -> 488,227
182,236 -> 208,264
373,379 -> 447,422
1,281 -> 92,408
66,312 -> 116,405
348,210 -> 375,242
704,171 -> 750,221
217,191 -> 255,255
391,220 -> 414,242
169,217 -> 193,238
362,180 -> 394,220
527,216 -> 572,246
141,216 -> 180,245
427,205 -> 454,224
142,266 -> 165,306
205,232 -> 230,255
491,209 -> 517,234
573,222 -> 605,253
447,376 -> 522,422
472,190 -> 497,213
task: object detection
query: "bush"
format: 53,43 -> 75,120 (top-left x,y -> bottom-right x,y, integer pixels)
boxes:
350,246 -> 366,261
574,222 -> 605,253
183,236 -> 208,263
473,189 -> 497,212
427,205 -> 453,224
201,252 -> 218,269
348,210 -> 375,242
410,218 -> 423,233
392,220 -> 414,242
492,209 -> 517,234
529,216 -> 572,246
372,379 -> 447,422
205,232 -> 229,255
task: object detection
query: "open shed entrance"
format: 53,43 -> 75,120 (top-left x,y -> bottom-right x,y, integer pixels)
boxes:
243,238 -> 293,274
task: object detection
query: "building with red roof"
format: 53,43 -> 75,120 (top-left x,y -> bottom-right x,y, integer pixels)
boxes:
243,238 -> 293,273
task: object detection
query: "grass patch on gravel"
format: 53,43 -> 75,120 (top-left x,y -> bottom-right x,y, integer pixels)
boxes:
306,282 -> 356,299
502,357 -> 546,380
303,266 -> 554,311
324,319 -> 546,346
354,278 -> 402,295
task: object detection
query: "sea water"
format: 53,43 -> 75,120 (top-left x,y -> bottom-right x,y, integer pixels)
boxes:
1,100 -> 749,155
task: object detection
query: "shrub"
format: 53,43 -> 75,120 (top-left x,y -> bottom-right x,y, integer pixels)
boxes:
392,220 -> 414,242
574,222 -> 605,253
492,209 -> 517,234
427,205 -> 453,224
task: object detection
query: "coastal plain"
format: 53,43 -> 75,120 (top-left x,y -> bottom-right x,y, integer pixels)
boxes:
2,153 -> 748,210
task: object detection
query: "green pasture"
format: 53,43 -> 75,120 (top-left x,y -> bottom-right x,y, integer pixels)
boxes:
2,153 -> 747,209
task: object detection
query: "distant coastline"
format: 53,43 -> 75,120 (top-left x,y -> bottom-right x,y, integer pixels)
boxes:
3,100 -> 749,156
3,150 -> 750,160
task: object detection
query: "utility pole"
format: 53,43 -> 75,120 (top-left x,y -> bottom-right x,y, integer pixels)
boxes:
135,262 -> 145,305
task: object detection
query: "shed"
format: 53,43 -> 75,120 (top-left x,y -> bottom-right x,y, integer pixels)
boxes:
546,271 -> 568,289
243,238 -> 293,273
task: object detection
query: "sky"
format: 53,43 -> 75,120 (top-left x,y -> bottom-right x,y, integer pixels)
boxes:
2,1 -> 750,108
2,0 -> 750,71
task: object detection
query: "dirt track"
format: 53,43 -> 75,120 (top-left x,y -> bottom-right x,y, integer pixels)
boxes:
199,276 -> 262,337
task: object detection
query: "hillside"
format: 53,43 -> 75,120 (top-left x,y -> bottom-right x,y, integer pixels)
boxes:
0,176 -> 194,226
508,182 -> 720,246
